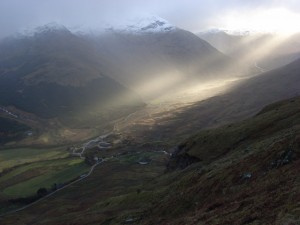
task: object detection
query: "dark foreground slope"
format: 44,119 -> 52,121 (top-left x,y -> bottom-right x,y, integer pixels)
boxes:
144,96 -> 300,225
1,96 -> 299,225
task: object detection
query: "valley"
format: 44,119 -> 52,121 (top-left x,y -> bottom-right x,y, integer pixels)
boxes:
0,74 -> 247,218
0,5 -> 300,225
1,95 -> 299,225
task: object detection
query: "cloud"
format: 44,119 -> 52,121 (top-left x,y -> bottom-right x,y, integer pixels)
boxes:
0,0 -> 299,38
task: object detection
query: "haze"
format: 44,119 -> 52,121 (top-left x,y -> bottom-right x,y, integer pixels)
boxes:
1,0 -> 300,39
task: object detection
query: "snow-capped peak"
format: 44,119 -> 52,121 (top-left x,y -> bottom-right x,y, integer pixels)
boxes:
107,15 -> 176,33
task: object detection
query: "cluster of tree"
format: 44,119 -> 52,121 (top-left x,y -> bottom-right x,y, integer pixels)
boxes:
9,184 -> 63,205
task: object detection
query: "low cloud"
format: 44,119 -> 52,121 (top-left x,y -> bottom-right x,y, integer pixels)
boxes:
0,0 -> 299,38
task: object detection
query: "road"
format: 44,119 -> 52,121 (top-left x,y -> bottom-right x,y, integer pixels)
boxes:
0,120 -> 115,217
0,110 -> 169,217
0,104 -> 175,217
0,158 -> 104,217
254,61 -> 266,73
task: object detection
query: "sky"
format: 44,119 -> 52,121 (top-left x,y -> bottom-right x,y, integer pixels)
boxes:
1,0 -> 300,38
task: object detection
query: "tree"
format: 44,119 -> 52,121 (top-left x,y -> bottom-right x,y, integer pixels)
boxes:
37,187 -> 48,197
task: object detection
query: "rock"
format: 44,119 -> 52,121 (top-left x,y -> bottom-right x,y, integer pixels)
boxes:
271,149 -> 294,168
241,172 -> 252,180
124,217 -> 138,224
166,153 -> 200,171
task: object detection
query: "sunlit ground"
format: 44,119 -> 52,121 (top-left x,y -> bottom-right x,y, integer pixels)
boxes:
114,75 -> 247,134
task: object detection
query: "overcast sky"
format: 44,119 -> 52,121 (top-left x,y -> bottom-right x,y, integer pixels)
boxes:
1,0 -> 300,38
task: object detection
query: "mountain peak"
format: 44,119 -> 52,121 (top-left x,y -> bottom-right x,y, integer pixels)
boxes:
16,22 -> 70,38
35,22 -> 68,33
107,15 -> 176,33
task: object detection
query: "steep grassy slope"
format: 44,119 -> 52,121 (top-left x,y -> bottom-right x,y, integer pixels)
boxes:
1,96 -> 299,225
138,96 -> 300,224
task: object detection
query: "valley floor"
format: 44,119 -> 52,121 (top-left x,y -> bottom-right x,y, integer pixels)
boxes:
1,83 -> 300,225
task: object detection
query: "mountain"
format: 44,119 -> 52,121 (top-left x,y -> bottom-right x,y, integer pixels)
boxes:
198,29 -> 247,56
0,18 -> 252,144
0,17 -> 251,144
198,29 -> 300,71
1,18 -> 300,225
84,17 -> 253,99
108,15 -> 176,33
0,17 -> 251,132
0,23 -> 144,133
117,56 -> 300,145
194,56 -> 300,125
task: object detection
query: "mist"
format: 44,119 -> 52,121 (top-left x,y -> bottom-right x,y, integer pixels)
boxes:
1,0 -> 300,39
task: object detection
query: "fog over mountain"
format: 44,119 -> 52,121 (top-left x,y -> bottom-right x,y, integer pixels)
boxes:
198,30 -> 300,70
0,17 -> 245,135
1,0 -> 300,39
0,25 -> 144,130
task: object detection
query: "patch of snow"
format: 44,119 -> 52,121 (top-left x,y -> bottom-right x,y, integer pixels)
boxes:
107,15 -> 176,34
68,24 -> 106,36
12,15 -> 175,39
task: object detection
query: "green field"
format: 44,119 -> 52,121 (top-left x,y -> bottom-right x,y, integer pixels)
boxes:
1,158 -> 89,198
0,147 -> 69,173
0,146 -> 90,200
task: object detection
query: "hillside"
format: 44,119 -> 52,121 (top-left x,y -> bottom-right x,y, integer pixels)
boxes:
108,57 -> 300,146
0,24 -> 144,135
198,30 -> 300,71
1,19 -> 299,225
87,23 -> 253,99
0,117 -> 30,144
188,56 -> 300,127
0,20 -> 255,145
1,96 -> 299,225
149,96 -> 300,225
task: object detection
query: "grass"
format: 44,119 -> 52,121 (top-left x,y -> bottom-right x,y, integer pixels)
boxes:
1,97 -> 300,225
1,158 -> 89,198
117,151 -> 165,164
181,97 -> 300,163
0,152 -> 167,225
0,147 -> 68,173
